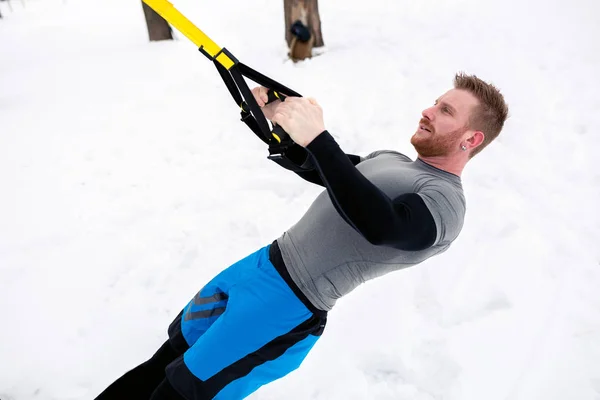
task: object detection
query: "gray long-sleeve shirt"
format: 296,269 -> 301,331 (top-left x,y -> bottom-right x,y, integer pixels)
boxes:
276,135 -> 466,312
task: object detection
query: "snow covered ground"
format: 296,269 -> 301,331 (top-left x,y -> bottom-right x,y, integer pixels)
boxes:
1,0 -> 599,399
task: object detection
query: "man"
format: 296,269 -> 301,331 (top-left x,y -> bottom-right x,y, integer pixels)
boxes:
95,72 -> 509,399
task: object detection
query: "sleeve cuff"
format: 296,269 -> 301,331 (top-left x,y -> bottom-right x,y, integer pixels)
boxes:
306,130 -> 341,159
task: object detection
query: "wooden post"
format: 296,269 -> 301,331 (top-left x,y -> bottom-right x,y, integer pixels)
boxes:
283,0 -> 324,62
141,1 -> 173,42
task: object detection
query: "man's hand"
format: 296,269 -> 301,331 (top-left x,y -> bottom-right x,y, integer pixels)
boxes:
251,86 -> 280,121
251,86 -> 326,147
271,97 -> 326,147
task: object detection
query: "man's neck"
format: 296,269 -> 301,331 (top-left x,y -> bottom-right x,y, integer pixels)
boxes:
417,155 -> 465,177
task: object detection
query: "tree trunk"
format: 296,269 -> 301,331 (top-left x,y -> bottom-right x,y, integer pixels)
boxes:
141,1 -> 173,41
284,0 -> 324,61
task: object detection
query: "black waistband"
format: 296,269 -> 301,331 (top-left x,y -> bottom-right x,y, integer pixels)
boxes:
269,240 -> 327,319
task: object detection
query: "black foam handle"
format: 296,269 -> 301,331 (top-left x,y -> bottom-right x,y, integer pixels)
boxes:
271,124 -> 290,144
266,89 -> 287,104
264,89 -> 291,144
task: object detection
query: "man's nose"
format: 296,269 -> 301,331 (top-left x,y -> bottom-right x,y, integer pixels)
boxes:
422,107 -> 434,121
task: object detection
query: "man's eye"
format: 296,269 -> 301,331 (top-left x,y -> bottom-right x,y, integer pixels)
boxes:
442,106 -> 450,113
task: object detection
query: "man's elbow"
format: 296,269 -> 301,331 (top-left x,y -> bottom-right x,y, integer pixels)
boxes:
363,229 -> 436,251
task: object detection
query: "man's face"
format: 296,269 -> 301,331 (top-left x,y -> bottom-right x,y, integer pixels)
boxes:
411,89 -> 479,157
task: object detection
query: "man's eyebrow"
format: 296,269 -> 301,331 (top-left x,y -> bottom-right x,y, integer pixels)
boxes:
435,99 -> 457,114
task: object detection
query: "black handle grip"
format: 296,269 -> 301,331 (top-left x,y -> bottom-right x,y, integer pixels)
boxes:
271,124 -> 290,144
266,89 -> 286,105
264,89 -> 291,144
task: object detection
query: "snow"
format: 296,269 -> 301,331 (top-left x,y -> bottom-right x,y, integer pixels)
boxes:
1,0 -> 599,399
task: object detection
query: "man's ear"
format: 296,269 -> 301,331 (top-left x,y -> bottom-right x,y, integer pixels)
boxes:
467,131 -> 485,148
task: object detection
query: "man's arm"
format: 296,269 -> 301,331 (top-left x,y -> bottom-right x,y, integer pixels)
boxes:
294,153 -> 362,186
266,94 -> 436,250
306,131 -> 437,251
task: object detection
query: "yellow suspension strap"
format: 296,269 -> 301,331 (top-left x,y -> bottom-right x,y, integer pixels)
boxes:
142,0 -> 315,172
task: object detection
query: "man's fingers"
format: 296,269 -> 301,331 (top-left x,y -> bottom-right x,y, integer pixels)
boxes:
252,87 -> 265,107
271,109 -> 289,127
271,111 -> 282,125
261,89 -> 268,103
252,86 -> 270,106
253,88 -> 321,111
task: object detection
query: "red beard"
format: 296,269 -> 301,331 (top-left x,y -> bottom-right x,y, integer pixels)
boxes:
411,126 -> 466,157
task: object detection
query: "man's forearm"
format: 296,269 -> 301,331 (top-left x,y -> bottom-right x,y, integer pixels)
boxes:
294,154 -> 362,187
